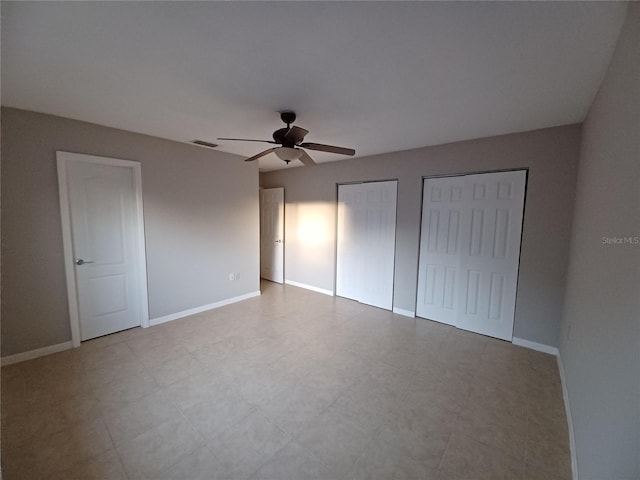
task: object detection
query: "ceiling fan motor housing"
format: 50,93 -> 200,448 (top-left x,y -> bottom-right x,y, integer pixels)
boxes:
273,128 -> 292,146
273,111 -> 299,146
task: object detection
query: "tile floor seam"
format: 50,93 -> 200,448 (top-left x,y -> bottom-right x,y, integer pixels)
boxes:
174,393 -> 213,445
339,424 -> 386,480
244,439 -> 302,480
436,429 -> 455,478
123,414 -> 204,480
112,447 -> 132,480
100,410 -> 120,456
105,340 -> 158,393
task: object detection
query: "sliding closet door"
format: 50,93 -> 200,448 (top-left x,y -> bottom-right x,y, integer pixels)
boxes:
416,170 -> 526,341
336,184 -> 363,302
358,181 -> 398,309
456,170 -> 526,340
416,176 -> 465,325
336,181 -> 397,310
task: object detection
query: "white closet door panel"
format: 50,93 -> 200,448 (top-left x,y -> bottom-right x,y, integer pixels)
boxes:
456,170 -> 526,340
336,184 -> 362,301
416,176 -> 465,325
358,181 -> 397,310
336,181 -> 397,310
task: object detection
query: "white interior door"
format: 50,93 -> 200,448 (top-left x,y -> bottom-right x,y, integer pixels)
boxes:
416,176 -> 465,325
416,170 -> 526,341
58,152 -> 149,343
336,181 -> 397,310
336,184 -> 363,302
260,187 -> 284,283
456,170 -> 526,340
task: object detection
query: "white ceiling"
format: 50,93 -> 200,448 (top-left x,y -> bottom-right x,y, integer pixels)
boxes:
1,1 -> 627,171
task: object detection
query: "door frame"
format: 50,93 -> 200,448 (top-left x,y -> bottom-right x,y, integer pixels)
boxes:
57,151 -> 150,347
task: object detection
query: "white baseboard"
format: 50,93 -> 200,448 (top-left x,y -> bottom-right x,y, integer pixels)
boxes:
2,291 -> 263,366
513,336 -> 576,480
1,341 -> 74,366
284,279 -> 333,296
512,337 -> 559,356
557,354 -> 578,480
392,307 -> 416,318
149,290 -> 261,326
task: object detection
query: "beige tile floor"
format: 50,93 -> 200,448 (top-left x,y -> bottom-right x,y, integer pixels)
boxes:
1,281 -> 572,479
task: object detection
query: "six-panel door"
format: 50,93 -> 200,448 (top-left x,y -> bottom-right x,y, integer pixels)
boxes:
417,170 -> 526,341
416,176 -> 465,325
336,181 -> 397,310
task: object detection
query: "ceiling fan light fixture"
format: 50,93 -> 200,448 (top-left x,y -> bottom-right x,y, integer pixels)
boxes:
220,112 -> 354,167
274,147 -> 302,162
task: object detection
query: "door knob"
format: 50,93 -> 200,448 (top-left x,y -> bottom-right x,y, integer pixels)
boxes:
75,259 -> 94,265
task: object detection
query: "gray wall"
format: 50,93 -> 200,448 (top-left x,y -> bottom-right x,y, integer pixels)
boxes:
261,125 -> 581,347
560,3 -> 639,479
1,107 -> 260,357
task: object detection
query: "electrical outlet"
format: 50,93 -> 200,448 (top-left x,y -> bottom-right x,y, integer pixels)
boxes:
235,273 -> 240,281
229,273 -> 234,281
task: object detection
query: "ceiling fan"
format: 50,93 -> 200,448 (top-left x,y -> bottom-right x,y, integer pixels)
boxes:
217,112 -> 355,166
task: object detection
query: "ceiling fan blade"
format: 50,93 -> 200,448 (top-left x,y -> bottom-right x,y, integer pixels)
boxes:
299,142 -> 355,156
245,148 -> 276,162
283,126 -> 309,145
298,150 -> 317,167
217,138 -> 277,144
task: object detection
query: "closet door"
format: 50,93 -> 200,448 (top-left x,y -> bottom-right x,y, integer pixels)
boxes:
416,170 -> 526,341
358,181 -> 397,310
336,181 -> 397,310
456,170 -> 526,340
336,183 -> 364,302
416,176 -> 465,325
